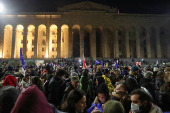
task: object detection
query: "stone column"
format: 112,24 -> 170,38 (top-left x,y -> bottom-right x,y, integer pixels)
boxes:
114,30 -> 119,58
68,28 -> 73,58
0,21 -> 4,58
103,29 -> 109,58
80,29 -> 84,59
136,29 -> 141,58
0,23 -> 3,58
91,29 -> 96,60
125,30 -> 130,58
11,25 -> 16,59
23,25 -> 27,58
57,27 -> 61,58
34,25 -> 38,58
155,29 -> 161,58
166,30 -> 170,58
46,24 -> 49,58
146,30 -> 151,58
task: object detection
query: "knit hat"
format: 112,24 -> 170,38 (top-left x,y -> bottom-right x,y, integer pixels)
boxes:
71,76 -> 79,82
144,71 -> 153,79
3,75 -> 16,87
104,100 -> 124,113
131,65 -> 139,72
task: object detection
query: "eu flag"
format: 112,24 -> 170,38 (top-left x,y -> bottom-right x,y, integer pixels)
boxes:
20,48 -> 26,69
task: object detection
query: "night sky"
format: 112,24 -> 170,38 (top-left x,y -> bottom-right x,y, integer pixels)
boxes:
1,0 -> 170,14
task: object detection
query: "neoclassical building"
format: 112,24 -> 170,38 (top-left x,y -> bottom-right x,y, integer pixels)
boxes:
0,1 -> 170,60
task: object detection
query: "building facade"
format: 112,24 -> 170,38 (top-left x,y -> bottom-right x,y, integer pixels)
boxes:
0,1 -> 170,60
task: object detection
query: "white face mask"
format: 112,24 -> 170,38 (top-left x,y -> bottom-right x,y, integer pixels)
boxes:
131,103 -> 143,113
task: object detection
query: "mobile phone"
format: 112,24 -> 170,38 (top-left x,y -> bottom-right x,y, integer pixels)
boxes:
93,110 -> 102,113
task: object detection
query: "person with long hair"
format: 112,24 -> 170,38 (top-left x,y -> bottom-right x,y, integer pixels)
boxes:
62,89 -> 87,113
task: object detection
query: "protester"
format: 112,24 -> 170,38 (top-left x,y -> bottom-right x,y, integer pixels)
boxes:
125,65 -> 139,93
11,85 -> 54,113
48,69 -> 66,107
0,85 -> 20,113
130,89 -> 162,113
88,83 -> 112,113
62,89 -> 86,113
102,69 -> 114,93
21,73 -> 31,89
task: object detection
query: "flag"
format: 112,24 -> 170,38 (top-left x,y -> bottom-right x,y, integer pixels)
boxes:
62,33 -> 64,43
95,60 -> 100,64
101,60 -> 103,67
106,62 -> 108,68
156,60 -> 158,65
20,48 -> 26,69
83,55 -> 87,69
115,60 -> 118,67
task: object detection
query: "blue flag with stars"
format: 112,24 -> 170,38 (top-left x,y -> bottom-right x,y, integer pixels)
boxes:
20,48 -> 26,69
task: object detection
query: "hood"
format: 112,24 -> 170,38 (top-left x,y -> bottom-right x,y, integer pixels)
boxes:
11,85 -> 53,113
96,76 -> 105,87
3,75 -> 16,87
0,86 -> 20,113
97,83 -> 109,102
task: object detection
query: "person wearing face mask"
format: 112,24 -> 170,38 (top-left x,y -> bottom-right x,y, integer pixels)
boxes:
130,89 -> 162,113
102,69 -> 114,93
48,69 -> 66,107
21,73 -> 31,89
125,65 -> 139,93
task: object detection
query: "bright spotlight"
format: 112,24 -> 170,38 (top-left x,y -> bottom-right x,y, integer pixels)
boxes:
0,4 -> 4,12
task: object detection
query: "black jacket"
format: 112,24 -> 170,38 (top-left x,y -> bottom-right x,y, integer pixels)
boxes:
48,77 -> 64,107
154,78 -> 165,90
92,71 -> 103,90
62,83 -> 75,104
125,74 -> 139,93
139,78 -> 155,101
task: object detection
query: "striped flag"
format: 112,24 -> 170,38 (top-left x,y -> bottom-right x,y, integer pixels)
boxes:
83,54 -> 87,69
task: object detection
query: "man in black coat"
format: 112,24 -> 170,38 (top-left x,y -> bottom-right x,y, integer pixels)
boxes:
139,71 -> 155,101
125,65 -> 139,93
48,69 -> 66,107
62,75 -> 79,104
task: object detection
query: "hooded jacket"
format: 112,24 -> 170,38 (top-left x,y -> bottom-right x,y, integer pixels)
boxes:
3,75 -> 16,87
11,85 -> 54,113
125,71 -> 139,93
87,83 -> 112,113
102,75 -> 114,93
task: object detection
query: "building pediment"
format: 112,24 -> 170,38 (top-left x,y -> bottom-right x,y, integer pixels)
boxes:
57,1 -> 117,13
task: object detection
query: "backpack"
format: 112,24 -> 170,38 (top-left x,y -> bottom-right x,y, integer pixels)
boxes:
79,76 -> 92,95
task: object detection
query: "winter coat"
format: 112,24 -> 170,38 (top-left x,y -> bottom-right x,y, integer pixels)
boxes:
155,78 -> 165,90
62,83 -> 75,104
130,103 -> 162,113
88,83 -> 110,113
125,72 -> 139,93
87,95 -> 112,113
92,71 -> 103,90
102,75 -> 114,93
11,85 -> 54,113
139,78 -> 155,100
48,77 -> 64,107
79,75 -> 92,95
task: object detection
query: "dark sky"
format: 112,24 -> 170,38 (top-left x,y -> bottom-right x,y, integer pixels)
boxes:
1,0 -> 170,14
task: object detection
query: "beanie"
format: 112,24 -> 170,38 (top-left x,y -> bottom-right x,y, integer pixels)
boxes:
131,65 -> 139,72
104,100 -> 124,113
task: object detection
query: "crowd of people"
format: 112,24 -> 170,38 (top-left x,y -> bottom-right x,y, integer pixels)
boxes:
0,62 -> 170,113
